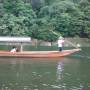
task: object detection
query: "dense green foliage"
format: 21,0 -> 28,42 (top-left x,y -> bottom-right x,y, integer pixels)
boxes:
0,0 -> 90,41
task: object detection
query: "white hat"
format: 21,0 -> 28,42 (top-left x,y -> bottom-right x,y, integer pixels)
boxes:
59,36 -> 63,39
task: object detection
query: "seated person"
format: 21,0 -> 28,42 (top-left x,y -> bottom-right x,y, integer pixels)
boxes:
10,46 -> 17,53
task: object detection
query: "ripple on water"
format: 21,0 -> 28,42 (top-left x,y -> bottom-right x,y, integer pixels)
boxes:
24,86 -> 29,89
34,89 -> 39,90
42,83 -> 49,86
51,85 -> 62,89
70,86 -> 84,90
32,72 -> 37,75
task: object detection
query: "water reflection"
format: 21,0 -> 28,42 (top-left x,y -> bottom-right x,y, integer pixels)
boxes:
0,56 -> 90,90
56,61 -> 63,80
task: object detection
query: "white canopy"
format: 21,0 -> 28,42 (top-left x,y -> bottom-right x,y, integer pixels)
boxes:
0,37 -> 31,43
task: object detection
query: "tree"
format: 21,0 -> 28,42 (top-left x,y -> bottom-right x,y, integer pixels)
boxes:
0,0 -> 36,36
0,0 -> 90,39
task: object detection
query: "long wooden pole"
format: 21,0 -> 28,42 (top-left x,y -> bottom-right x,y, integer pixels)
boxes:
65,40 -> 79,48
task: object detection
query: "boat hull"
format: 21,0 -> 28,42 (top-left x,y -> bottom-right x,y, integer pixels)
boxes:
0,49 -> 81,58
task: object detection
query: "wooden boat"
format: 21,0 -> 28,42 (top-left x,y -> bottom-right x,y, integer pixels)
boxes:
0,49 -> 81,58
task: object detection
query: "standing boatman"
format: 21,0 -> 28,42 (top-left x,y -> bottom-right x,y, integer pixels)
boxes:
57,36 -> 65,51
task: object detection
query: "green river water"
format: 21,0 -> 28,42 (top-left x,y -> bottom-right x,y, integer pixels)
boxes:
0,47 -> 90,90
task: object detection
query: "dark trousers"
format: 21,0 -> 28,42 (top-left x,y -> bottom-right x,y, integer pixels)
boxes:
59,47 -> 62,51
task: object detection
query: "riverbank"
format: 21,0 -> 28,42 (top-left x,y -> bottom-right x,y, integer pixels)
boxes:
30,38 -> 90,47
0,38 -> 89,51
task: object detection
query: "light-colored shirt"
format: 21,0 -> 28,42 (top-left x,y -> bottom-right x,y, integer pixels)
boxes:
58,39 -> 64,47
10,48 -> 17,53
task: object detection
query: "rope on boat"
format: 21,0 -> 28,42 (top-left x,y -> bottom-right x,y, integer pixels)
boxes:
65,39 -> 81,49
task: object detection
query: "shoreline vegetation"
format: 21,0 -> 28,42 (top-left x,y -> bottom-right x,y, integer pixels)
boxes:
0,0 -> 90,41
0,38 -> 89,51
